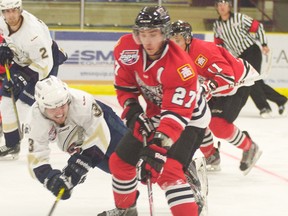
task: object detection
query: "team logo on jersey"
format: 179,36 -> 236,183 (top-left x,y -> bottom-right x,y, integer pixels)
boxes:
135,73 -> 162,107
195,54 -> 208,68
177,64 -> 195,81
119,50 -> 139,65
48,125 -> 57,141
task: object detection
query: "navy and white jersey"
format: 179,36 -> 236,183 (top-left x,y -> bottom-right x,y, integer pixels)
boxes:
26,88 -> 127,180
0,10 -> 53,79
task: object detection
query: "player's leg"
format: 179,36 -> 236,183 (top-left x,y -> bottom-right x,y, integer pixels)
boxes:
97,131 -> 140,216
161,126 -> 204,216
260,80 -> 288,115
200,128 -> 221,171
209,91 -> 262,174
185,149 -> 209,216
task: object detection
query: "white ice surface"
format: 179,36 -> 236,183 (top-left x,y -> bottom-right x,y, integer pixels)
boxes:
0,96 -> 287,216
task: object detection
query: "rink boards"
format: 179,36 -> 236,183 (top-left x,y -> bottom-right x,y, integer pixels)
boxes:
51,30 -> 288,96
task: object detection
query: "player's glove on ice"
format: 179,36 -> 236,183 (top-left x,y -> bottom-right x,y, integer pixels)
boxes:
44,169 -> 73,200
3,73 -> 28,95
121,100 -> 155,141
63,153 -> 92,185
136,144 -> 167,184
201,79 -> 218,101
0,43 -> 14,65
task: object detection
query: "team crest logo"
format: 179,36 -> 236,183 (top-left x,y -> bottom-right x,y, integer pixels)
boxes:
177,64 -> 195,81
119,50 -> 139,65
195,54 -> 208,68
48,125 -> 57,141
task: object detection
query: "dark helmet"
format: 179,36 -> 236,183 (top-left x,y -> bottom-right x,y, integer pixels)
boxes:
133,6 -> 171,42
171,20 -> 193,41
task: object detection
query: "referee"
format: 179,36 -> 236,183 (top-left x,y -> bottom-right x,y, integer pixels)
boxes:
213,0 -> 287,118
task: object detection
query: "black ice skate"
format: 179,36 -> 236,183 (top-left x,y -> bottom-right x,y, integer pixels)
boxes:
0,143 -> 20,160
206,143 -> 221,171
240,132 -> 262,175
185,160 -> 208,216
259,107 -> 272,118
278,100 -> 287,115
97,204 -> 138,216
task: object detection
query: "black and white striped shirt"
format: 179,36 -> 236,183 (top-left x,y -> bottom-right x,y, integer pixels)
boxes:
213,12 -> 268,57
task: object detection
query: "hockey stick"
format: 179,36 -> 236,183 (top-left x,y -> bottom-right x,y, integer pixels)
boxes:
142,132 -> 155,216
4,63 -> 23,140
212,50 -> 273,94
47,188 -> 65,216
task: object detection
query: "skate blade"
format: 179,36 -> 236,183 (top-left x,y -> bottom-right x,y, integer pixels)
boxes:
242,150 -> 263,176
206,165 -> 221,172
0,154 -> 19,161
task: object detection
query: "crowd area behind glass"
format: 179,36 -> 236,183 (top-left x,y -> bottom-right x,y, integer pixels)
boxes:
22,0 -> 281,32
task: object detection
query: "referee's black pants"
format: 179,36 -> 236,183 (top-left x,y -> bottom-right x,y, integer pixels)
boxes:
239,44 -> 287,111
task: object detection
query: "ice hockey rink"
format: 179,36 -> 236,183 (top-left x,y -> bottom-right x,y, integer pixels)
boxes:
0,95 -> 287,216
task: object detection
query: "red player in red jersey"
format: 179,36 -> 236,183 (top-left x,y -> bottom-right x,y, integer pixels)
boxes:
171,20 -> 262,175
97,6 -> 207,216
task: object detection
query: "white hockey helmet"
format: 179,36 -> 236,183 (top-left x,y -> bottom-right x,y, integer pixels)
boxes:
35,76 -> 70,113
0,0 -> 22,11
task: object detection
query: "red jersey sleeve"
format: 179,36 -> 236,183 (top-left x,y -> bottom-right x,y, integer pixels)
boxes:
114,34 -> 141,107
191,39 -> 236,95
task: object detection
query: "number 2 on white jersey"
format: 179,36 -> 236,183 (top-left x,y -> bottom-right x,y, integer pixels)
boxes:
172,87 -> 196,108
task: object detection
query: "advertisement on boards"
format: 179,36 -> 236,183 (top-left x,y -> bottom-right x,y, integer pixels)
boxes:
55,31 -> 288,88
55,31 -> 126,83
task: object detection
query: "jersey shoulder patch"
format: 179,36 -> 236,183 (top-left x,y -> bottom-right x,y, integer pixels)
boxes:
119,50 -> 139,65
195,54 -> 208,68
177,64 -> 196,81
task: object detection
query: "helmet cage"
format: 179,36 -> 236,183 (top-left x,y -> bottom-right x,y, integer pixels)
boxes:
171,20 -> 193,41
133,6 -> 171,44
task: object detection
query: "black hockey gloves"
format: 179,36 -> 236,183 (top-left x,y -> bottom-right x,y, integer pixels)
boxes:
44,169 -> 73,200
44,154 -> 91,200
136,144 -> 167,184
63,153 -> 92,186
0,43 -> 14,66
3,73 -> 28,95
121,99 -> 155,141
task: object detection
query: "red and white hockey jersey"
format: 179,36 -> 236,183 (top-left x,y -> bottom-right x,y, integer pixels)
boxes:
114,34 -> 200,142
187,38 -> 258,96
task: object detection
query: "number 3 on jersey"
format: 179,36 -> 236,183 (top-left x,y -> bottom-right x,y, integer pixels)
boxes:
172,87 -> 196,108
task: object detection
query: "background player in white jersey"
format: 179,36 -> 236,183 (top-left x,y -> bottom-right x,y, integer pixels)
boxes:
0,0 -> 67,158
98,6 -> 211,216
26,76 -> 127,200
170,20 -> 262,175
